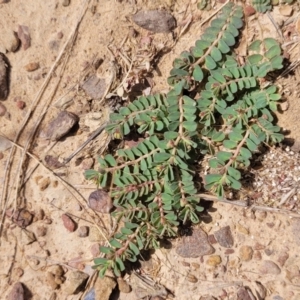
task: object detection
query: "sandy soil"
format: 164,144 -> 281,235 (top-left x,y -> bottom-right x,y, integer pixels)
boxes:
1,0 -> 300,299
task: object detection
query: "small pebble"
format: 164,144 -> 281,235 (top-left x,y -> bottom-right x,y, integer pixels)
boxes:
81,158 -> 94,170
24,62 -> 39,72
16,100 -> 26,110
0,152 -> 3,159
38,177 -> 51,191
62,0 -> 70,6
77,226 -> 89,237
244,5 -> 256,16
88,190 -> 113,213
253,250 -> 262,260
259,260 -> 281,275
12,267 -> 24,278
36,226 -> 47,237
7,282 -> 25,300
206,255 -> 222,266
57,32 -> 64,39
239,245 -> 253,261
17,25 -> 31,50
61,214 -> 77,232
90,243 -> 101,257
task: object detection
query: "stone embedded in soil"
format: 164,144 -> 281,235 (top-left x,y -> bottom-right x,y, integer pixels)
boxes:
253,250 -> 262,261
237,287 -> 255,300
24,62 -> 39,72
90,243 -> 101,257
68,257 -> 85,270
176,228 -> 214,258
62,0 -> 70,6
65,271 -> 89,295
88,190 -> 113,213
259,260 -> 281,275
254,281 -> 267,299
199,295 -> 217,300
0,53 -> 8,100
48,265 -> 64,277
214,226 -> 234,248
61,214 -> 77,232
0,102 -> 6,116
117,278 -> 132,293
239,245 -> 253,261
77,226 -> 89,237
6,208 -> 33,228
255,210 -> 267,221
279,5 -> 293,17
94,276 -> 116,300
16,100 -> 26,110
224,249 -> 234,255
81,158 -> 94,170
244,5 -> 256,16
40,111 -> 79,141
37,177 -> 51,191
206,255 -> 222,266
17,25 -> 31,50
132,10 -> 176,33
36,226 -> 47,237
236,224 -> 249,235
7,282 -> 25,300
81,75 -> 106,99
46,272 -> 59,290
277,252 -> 289,267
44,155 -> 64,169
12,267 -> 24,278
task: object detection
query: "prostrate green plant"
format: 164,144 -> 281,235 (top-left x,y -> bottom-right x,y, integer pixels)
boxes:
85,2 -> 284,277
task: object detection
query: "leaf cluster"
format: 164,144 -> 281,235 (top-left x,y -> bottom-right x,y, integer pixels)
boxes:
86,2 -> 284,277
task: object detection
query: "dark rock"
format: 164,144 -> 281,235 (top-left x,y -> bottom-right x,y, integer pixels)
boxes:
44,155 -> 64,168
176,228 -> 214,258
0,53 -> 8,100
17,25 -> 31,50
41,111 -> 79,141
88,190 -> 113,213
6,208 -> 33,228
132,10 -> 176,33
214,226 -> 234,248
61,214 -> 77,232
237,287 -> 255,300
259,260 -> 281,275
7,282 -> 24,300
81,75 -> 106,99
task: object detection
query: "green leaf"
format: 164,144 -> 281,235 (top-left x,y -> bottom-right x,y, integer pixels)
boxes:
129,242 -> 140,255
115,256 -> 125,271
105,154 -> 117,167
205,55 -> 217,70
205,174 -> 222,184
211,46 -> 222,62
216,151 -> 232,162
94,257 -> 108,265
248,40 -> 261,52
240,147 -> 252,159
110,238 -> 122,248
183,121 -> 197,131
223,31 -> 235,46
263,38 -> 279,51
223,140 -> 237,149
218,39 -> 230,54
164,131 -> 178,140
193,65 -> 204,81
265,45 -> 281,59
228,166 -> 241,180
119,107 -> 131,116
227,175 -> 241,190
100,246 -> 114,254
246,138 -> 257,151
154,152 -> 171,162
247,54 -> 263,65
